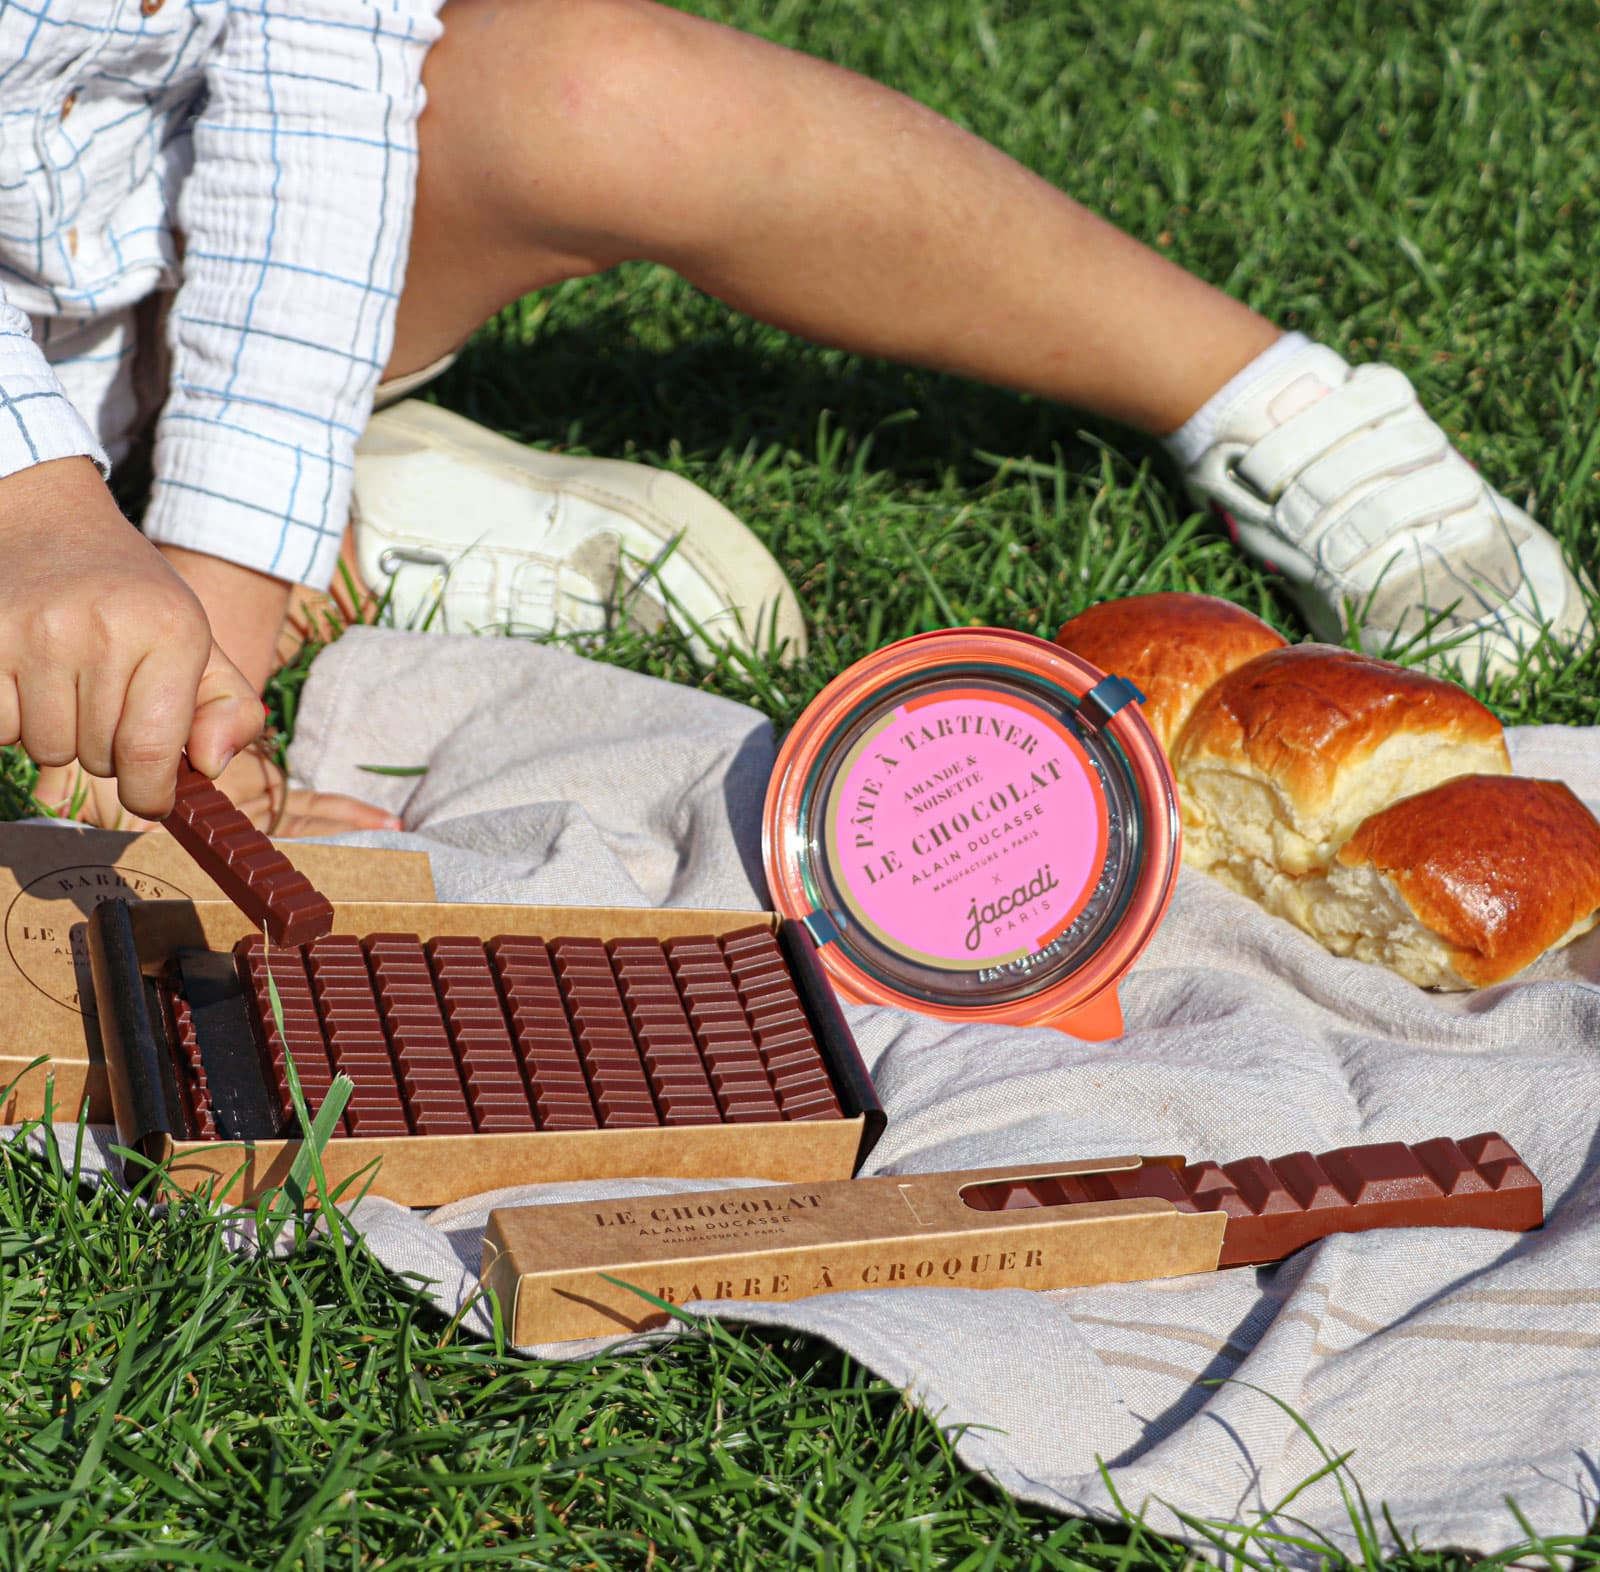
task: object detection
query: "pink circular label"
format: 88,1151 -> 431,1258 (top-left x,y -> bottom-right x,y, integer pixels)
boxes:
822,689 -> 1109,968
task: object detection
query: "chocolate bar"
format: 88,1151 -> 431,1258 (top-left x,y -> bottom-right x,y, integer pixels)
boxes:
161,757 -> 334,946
484,1136 -> 1543,1342
157,926 -> 850,1139
959,1134 -> 1542,1265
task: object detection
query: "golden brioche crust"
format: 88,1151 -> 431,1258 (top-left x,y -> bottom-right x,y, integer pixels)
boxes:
1336,775 -> 1600,987
1175,644 -> 1507,812
1054,592 -> 1285,753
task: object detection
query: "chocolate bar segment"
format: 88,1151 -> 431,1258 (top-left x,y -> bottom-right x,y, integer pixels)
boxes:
553,938 -> 659,1129
960,1136 -> 1542,1264
363,934 -> 473,1135
298,936 -> 409,1137
671,938 -> 779,1123
611,939 -> 720,1125
236,935 -> 351,1135
1207,1137 -> 1540,1267
490,938 -> 600,1131
426,936 -> 537,1133
721,930 -> 841,1121
164,758 -> 335,946
159,972 -> 217,1140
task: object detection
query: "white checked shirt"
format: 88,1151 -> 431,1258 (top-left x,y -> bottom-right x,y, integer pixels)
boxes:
0,0 -> 442,587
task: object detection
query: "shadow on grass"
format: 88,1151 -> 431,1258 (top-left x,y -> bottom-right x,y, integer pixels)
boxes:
430,308 -> 1153,491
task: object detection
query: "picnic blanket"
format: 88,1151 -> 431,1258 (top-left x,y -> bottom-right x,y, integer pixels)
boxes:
49,627 -> 1600,1558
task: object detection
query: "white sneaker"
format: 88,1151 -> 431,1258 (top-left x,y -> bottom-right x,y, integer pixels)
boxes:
350,401 -> 808,663
1184,344 -> 1592,684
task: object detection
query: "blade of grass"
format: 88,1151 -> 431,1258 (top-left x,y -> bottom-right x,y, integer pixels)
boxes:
253,936 -> 354,1282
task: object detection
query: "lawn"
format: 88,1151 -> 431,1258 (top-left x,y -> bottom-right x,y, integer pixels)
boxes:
3,0 -> 1599,1564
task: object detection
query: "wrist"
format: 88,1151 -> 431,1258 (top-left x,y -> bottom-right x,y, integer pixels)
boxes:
0,456 -> 122,528
157,545 -> 294,694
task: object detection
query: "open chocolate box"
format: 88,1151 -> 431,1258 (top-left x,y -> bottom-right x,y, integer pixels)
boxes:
86,897 -> 884,1207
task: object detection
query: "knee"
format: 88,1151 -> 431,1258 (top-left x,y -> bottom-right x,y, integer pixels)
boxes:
421,0 -> 703,261
515,0 -> 686,121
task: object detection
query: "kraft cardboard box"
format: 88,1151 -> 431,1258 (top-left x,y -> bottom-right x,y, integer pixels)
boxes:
483,1161 -> 1228,1343
0,824 -> 434,1122
87,899 -> 881,1207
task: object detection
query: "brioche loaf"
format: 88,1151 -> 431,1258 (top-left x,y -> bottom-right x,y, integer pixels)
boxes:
1174,643 -> 1510,888
1055,592 -> 1286,751
1318,776 -> 1600,988
1054,594 -> 1599,989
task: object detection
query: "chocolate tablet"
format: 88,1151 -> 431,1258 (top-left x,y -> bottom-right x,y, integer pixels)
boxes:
961,1135 -> 1543,1263
158,931 -> 845,1139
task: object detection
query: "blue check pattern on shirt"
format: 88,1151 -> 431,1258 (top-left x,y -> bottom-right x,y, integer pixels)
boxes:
0,0 -> 442,587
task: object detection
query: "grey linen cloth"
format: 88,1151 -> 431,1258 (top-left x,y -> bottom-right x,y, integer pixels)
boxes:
53,629 -> 1600,1558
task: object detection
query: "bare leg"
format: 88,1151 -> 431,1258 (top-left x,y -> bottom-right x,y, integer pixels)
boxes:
389,0 -> 1279,436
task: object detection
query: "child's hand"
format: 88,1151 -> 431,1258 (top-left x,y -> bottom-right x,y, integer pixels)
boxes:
0,457 -> 263,819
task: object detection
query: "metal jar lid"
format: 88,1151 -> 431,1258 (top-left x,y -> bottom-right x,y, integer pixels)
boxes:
762,628 -> 1180,1039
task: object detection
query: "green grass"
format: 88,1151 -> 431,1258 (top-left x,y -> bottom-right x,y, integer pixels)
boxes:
4,0 -> 1600,1563
3,1108 -> 1597,1570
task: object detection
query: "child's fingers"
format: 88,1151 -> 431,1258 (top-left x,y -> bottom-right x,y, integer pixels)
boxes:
0,673 -> 19,749
75,658 -> 143,780
273,790 -> 404,837
221,752 -> 404,835
111,639 -> 210,819
184,641 -> 265,780
15,665 -> 79,769
28,763 -> 84,819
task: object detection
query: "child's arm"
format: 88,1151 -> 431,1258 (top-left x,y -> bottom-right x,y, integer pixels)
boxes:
0,289 -> 262,816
